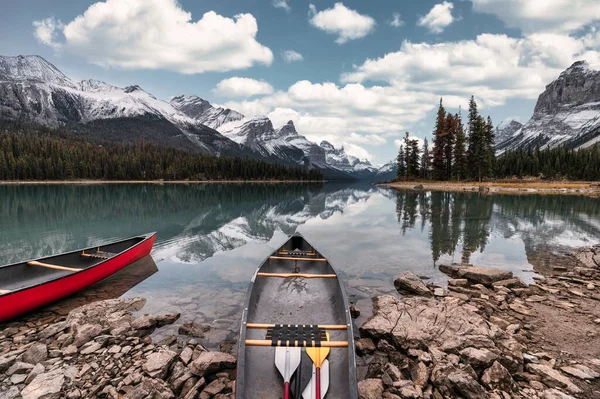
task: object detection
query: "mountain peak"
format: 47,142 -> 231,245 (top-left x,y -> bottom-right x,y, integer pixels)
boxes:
0,54 -> 75,88
319,141 -> 335,151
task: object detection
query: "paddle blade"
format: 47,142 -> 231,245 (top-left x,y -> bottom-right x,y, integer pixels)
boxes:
306,332 -> 331,368
302,360 -> 330,399
275,346 -> 302,382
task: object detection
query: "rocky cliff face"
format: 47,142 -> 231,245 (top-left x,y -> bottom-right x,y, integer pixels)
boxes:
170,95 -> 243,130
495,119 -> 523,145
497,61 -> 600,152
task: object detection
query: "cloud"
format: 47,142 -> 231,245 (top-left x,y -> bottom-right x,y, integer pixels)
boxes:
32,0 -> 273,74
282,50 -> 304,63
389,13 -> 405,28
213,77 -> 274,98
33,17 -> 64,50
417,1 -> 455,34
346,132 -> 387,146
341,143 -> 374,161
471,0 -> 600,34
308,2 -> 376,44
341,31 -> 600,107
272,0 -> 291,12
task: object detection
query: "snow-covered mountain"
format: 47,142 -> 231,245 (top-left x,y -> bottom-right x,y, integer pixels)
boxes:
170,95 -> 243,130
319,141 -> 376,178
0,55 -> 262,157
495,119 -> 523,145
372,160 -> 398,181
497,61 -> 600,152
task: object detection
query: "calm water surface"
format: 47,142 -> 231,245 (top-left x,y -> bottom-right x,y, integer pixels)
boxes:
1,183 -> 599,346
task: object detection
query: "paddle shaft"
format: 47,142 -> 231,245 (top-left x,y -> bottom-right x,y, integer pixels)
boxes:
284,382 -> 290,399
316,367 -> 321,399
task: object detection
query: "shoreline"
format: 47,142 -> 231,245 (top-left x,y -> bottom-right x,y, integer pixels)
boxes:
0,179 -> 326,185
379,180 -> 600,195
1,247 -> 599,398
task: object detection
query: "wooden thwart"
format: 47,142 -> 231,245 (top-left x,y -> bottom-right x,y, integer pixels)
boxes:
269,256 -> 327,262
245,339 -> 348,348
246,323 -> 348,330
256,273 -> 337,279
27,261 -> 79,273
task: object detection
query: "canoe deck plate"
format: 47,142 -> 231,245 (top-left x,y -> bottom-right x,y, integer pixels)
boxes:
265,324 -> 327,347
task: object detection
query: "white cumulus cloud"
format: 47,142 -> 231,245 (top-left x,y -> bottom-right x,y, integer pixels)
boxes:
417,1 -> 455,34
32,0 -> 273,74
472,0 -> 600,34
308,2 -> 376,44
389,13 -> 405,28
282,50 -> 304,63
272,0 -> 291,12
213,77 -> 274,98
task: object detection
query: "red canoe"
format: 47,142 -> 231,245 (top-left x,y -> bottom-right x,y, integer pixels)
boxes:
0,232 -> 157,322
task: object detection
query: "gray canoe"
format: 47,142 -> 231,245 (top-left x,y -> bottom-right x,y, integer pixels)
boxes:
236,233 -> 358,399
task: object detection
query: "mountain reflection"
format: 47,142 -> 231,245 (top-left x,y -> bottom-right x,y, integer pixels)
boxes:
395,191 -> 600,264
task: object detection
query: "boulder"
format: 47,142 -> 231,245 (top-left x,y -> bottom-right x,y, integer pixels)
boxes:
357,378 -> 383,399
394,271 -> 432,297
439,264 -> 513,285
356,338 -> 376,355
190,352 -> 236,377
573,246 -> 600,269
459,347 -> 498,370
492,278 -> 528,289
73,324 -> 103,347
21,369 -> 65,399
131,315 -> 157,330
179,322 -> 211,338
66,297 -> 146,328
22,343 -> 48,365
481,361 -> 515,392
143,350 -> 178,380
526,364 -> 581,394
123,377 -> 174,399
155,313 -> 181,327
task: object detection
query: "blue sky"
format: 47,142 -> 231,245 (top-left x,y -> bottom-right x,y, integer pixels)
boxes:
2,0 -> 600,164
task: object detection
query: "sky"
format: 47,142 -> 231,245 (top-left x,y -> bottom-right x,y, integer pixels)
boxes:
1,0 -> 600,165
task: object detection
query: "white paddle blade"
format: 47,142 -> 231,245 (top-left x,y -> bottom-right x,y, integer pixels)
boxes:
302,359 -> 329,399
275,346 -> 302,382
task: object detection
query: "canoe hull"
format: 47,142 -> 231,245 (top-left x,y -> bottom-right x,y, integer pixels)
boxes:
0,233 -> 156,322
236,233 -> 358,399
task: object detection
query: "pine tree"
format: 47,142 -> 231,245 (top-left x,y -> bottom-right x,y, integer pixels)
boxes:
396,145 -> 406,179
453,111 -> 467,181
484,116 -> 496,179
408,136 -> 421,178
420,138 -> 430,179
444,113 -> 456,180
432,99 -> 446,180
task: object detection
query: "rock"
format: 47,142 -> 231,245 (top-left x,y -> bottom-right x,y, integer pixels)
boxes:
0,387 -> 20,399
0,355 -> 17,373
445,369 -> 487,399
459,347 -> 498,370
22,343 -> 48,365
11,374 -> 27,384
541,388 -> 577,399
356,338 -> 376,355
526,364 -> 581,394
180,347 -> 194,365
360,295 -> 518,360
25,363 -> 45,384
182,377 -> 206,399
357,378 -> 383,399
155,313 -> 181,327
409,361 -> 429,388
203,378 -> 228,396
459,267 -> 513,286
190,351 -> 236,377
62,345 -> 78,356
179,322 -> 211,338
131,315 -> 157,330
394,271 -> 432,297
573,246 -> 600,269
481,361 -> 515,392
73,324 -> 103,347
7,361 -> 34,375
492,278 -> 528,289
40,321 -> 68,339
79,341 -> 103,355
448,278 -> 469,287
21,369 -> 65,399
143,349 -> 178,380
350,305 -> 360,319
560,364 -> 600,380
523,353 -> 540,364
123,377 -> 174,399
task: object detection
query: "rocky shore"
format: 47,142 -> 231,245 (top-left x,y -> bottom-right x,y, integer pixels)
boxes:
0,298 -> 236,399
355,246 -> 600,398
379,182 -> 600,196
1,246 -> 599,399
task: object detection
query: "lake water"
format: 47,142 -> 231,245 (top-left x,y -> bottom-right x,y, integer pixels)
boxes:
2,183 -> 600,347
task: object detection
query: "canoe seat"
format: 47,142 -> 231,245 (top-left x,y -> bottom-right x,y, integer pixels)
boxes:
27,261 -> 79,272
245,339 -> 348,348
269,256 -> 327,262
81,250 -> 116,260
246,323 -> 348,330
257,272 -> 336,279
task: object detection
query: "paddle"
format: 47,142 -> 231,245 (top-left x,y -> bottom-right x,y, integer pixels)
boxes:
275,346 -> 302,399
302,359 -> 329,399
305,332 -> 331,399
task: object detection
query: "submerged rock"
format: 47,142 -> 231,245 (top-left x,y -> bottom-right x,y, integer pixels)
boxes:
394,271 -> 432,297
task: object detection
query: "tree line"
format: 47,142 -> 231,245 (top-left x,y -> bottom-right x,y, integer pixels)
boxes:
0,128 -> 323,181
396,96 -> 495,182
